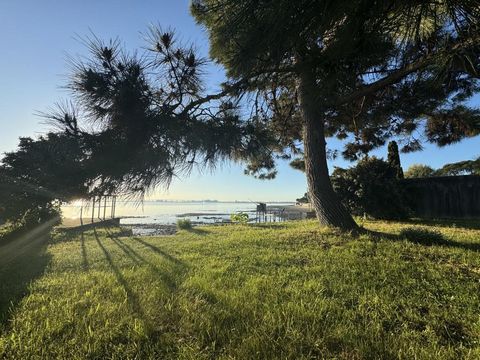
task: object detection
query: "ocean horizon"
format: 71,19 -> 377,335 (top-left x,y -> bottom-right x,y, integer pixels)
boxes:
62,200 -> 297,226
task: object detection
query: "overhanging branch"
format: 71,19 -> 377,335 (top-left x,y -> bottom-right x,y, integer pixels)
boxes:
181,65 -> 298,114
334,36 -> 480,106
335,58 -> 430,106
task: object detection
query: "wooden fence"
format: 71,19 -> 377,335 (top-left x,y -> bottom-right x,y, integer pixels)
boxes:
403,175 -> 480,219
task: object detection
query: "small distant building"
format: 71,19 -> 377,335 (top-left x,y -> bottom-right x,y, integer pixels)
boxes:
256,203 -> 267,213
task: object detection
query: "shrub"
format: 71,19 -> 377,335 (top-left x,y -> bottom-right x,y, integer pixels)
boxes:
331,156 -> 410,220
230,212 -> 249,224
176,218 -> 192,230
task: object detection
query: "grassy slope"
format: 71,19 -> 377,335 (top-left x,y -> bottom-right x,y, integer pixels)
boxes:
0,220 -> 479,359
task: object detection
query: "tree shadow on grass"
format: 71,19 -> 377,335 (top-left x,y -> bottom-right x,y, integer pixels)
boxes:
396,218 -> 480,231
364,226 -> 480,252
80,231 -> 89,271
130,236 -> 185,267
92,229 -> 146,321
0,221 -> 54,326
102,227 -> 133,238
185,227 -> 211,236
105,229 -> 185,290
251,223 -> 291,230
107,233 -> 142,266
93,228 -> 189,338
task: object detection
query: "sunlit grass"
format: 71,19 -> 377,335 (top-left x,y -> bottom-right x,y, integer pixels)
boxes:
1,219 -> 479,359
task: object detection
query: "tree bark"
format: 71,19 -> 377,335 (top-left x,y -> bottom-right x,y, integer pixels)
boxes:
298,69 -> 358,231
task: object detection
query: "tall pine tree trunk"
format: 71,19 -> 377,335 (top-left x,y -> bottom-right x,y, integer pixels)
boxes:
298,69 -> 358,231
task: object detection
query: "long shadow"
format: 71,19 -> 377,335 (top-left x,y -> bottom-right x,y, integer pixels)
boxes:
130,237 -> 185,267
186,228 -> 210,236
0,223 -> 53,326
100,229 -> 191,345
395,218 -> 480,231
92,229 -> 147,322
363,227 -> 480,252
107,235 -> 142,266
105,231 -> 181,290
251,223 -> 290,230
102,227 -> 133,238
116,243 -> 180,291
80,232 -> 89,271
53,228 -> 83,243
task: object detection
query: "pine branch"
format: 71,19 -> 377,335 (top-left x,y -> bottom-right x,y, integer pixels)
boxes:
181,65 -> 298,114
335,36 -> 480,106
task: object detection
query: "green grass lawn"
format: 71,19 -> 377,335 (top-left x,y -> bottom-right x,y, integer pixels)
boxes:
0,219 -> 479,359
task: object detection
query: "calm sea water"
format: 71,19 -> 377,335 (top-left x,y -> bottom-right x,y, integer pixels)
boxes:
62,201 -> 295,225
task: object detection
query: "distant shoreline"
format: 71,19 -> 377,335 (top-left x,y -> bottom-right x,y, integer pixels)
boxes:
63,200 -> 296,206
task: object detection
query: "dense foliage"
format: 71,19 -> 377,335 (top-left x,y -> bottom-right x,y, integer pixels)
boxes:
295,193 -> 309,204
331,157 -> 410,219
0,134 -> 87,225
230,212 -> 249,223
192,0 -> 480,163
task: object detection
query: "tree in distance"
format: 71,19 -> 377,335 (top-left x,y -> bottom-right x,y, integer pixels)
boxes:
404,156 -> 480,178
404,164 -> 436,178
436,156 -> 480,176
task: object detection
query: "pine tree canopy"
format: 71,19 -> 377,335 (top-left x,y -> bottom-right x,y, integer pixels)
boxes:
192,0 -> 480,174
40,32 -> 277,197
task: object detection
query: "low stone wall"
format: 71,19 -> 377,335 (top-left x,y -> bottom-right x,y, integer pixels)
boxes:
403,175 -> 480,219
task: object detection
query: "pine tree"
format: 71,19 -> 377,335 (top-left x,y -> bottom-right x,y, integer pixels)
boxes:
192,0 -> 480,230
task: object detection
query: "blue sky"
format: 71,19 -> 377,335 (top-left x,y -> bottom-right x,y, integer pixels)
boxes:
1,0 -> 479,202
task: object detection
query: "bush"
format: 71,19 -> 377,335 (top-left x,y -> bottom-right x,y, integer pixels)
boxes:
230,212 -> 249,224
331,156 -> 410,220
176,218 -> 192,230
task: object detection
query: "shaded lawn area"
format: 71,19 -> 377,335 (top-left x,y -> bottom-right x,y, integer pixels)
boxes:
0,219 -> 479,359
0,220 -> 54,324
